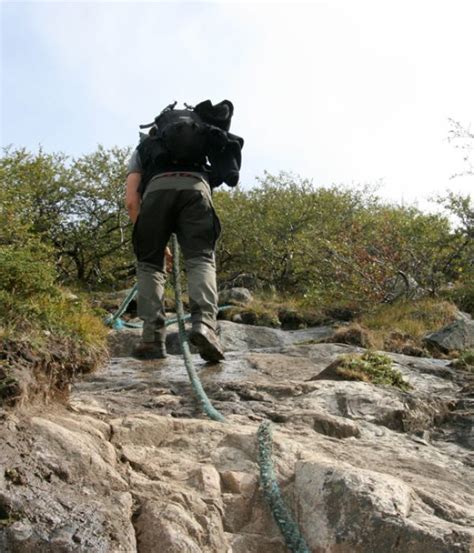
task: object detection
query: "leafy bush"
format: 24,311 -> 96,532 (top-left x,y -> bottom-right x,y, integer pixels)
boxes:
2,146 -> 471,314
442,278 -> 474,317
0,146 -> 133,287
0,243 -> 56,299
215,172 -> 471,310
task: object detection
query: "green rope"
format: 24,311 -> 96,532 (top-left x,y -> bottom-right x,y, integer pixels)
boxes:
104,284 -> 138,328
109,306 -> 232,330
257,421 -> 310,553
105,238 -> 310,550
171,234 -> 225,423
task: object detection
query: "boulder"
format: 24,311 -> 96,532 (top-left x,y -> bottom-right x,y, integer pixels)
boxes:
424,317 -> 474,352
108,321 -> 336,357
295,459 -> 473,552
218,287 -> 253,305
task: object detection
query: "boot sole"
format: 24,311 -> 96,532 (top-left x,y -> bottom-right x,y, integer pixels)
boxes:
132,347 -> 167,360
189,332 -> 225,362
133,352 -> 168,360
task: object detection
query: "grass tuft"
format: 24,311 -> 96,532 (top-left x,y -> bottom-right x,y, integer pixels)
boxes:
450,349 -> 474,371
1,285 -> 108,407
335,350 -> 411,391
355,299 -> 459,356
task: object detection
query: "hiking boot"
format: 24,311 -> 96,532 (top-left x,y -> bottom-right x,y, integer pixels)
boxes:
132,340 -> 167,360
189,323 -> 225,362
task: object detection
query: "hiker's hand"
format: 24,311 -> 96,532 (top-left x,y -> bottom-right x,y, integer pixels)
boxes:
165,247 -> 173,272
125,173 -> 141,223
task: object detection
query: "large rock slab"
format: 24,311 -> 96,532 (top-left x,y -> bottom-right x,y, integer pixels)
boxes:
108,320 -> 335,357
2,321 -> 473,552
0,414 -> 135,553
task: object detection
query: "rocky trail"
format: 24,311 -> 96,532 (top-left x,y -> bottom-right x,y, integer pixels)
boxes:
1,321 -> 473,552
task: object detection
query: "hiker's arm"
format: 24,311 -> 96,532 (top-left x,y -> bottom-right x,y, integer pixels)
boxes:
125,172 -> 141,224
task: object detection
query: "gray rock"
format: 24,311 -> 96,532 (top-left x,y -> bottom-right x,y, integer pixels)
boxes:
106,327 -> 141,357
424,317 -> 474,352
134,497 -> 226,553
108,321 -> 336,357
2,321 -> 473,553
312,411 -> 361,438
454,310 -> 473,322
295,459 -> 473,552
218,287 -> 253,305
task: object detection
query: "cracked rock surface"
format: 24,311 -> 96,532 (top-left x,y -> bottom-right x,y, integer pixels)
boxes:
0,321 -> 473,552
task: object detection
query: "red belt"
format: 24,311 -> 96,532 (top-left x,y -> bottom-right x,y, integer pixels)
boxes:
155,172 -> 200,179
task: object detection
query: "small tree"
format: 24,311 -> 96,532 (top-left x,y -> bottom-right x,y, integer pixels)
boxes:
0,145 -> 134,287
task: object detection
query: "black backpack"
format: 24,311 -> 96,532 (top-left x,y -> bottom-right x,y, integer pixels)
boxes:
140,102 -> 208,165
138,100 -> 243,191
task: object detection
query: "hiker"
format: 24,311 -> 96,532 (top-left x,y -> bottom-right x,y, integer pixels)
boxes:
125,100 -> 243,362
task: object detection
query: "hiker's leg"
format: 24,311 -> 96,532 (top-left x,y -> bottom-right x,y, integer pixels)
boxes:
136,261 -> 167,342
175,189 -> 221,331
184,254 -> 218,331
133,189 -> 175,343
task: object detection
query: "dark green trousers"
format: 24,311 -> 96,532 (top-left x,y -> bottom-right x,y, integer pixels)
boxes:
133,174 -> 221,342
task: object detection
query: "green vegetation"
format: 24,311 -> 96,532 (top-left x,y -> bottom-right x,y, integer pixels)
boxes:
335,351 -> 411,391
214,172 -> 473,311
0,157 -> 109,405
1,143 -> 472,406
2,146 -> 472,307
0,146 -> 132,287
450,350 -> 474,371
442,279 -> 474,317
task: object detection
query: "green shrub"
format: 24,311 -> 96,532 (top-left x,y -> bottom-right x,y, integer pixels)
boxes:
336,351 -> 411,391
451,350 -> 474,371
443,278 -> 474,317
0,243 -> 56,298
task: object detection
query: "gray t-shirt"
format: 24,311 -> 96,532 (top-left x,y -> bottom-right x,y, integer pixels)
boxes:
127,149 -> 143,175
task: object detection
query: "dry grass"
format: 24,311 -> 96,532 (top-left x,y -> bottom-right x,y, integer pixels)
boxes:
324,323 -> 377,348
356,299 -> 458,355
218,295 -> 326,329
450,349 -> 474,371
361,298 -> 457,338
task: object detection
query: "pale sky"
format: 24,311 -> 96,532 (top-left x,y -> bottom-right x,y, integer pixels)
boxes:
1,0 -> 473,209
